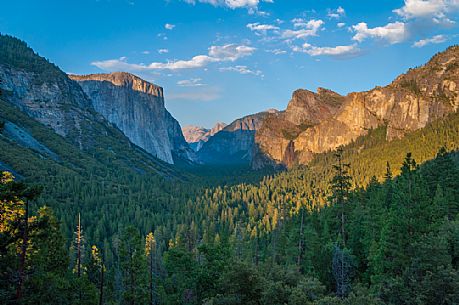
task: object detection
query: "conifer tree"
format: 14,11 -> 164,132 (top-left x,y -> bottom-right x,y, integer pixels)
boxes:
119,226 -> 147,305
330,147 -> 352,246
145,232 -> 157,305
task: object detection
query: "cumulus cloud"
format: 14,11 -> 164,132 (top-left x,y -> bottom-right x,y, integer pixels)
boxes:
165,23 -> 176,30
337,22 -> 346,28
92,44 -> 256,71
282,19 -> 324,40
294,43 -> 360,57
219,65 -> 263,76
177,78 -> 205,86
394,0 -> 459,20
327,6 -> 346,19
158,49 -> 169,54
352,22 -> 408,44
246,23 -> 279,31
413,34 -> 447,46
183,0 -> 272,9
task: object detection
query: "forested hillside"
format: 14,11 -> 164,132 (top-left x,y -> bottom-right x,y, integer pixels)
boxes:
2,144 -> 458,304
1,34 -> 459,305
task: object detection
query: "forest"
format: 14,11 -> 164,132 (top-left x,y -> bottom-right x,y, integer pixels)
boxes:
1,142 -> 458,304
1,34 -> 459,305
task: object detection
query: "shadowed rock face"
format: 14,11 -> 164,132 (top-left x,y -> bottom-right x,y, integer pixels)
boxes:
197,110 -> 277,164
70,72 -> 195,164
0,57 -> 106,151
254,45 -> 459,168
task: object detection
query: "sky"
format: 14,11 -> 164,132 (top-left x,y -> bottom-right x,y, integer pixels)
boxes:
1,0 -> 459,128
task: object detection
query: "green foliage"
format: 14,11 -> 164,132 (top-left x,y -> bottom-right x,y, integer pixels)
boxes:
0,34 -> 65,85
119,226 -> 148,305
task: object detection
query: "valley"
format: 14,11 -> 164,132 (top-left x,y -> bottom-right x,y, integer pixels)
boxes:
0,33 -> 458,305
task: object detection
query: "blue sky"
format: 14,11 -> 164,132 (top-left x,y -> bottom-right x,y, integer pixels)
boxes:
1,0 -> 459,128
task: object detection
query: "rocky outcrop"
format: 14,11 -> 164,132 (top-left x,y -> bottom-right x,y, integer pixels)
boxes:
254,89 -> 344,168
0,36 -> 107,150
198,110 -> 277,164
182,122 -> 226,151
1,121 -> 59,161
0,35 -> 191,173
254,45 -> 459,168
70,72 -> 195,164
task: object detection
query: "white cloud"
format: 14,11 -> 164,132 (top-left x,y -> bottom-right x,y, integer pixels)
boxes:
295,43 -> 360,57
158,49 -> 169,54
219,65 -> 263,76
282,19 -> 324,40
352,22 -> 408,44
413,34 -> 447,46
142,50 -> 150,54
177,78 -> 205,86
267,49 -> 287,55
92,44 -> 256,71
183,0 -> 273,9
165,23 -> 176,30
327,6 -> 346,19
246,23 -> 279,31
337,22 -> 346,28
394,0 -> 459,19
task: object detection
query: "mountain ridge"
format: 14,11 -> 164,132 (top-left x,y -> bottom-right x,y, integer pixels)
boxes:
253,45 -> 459,168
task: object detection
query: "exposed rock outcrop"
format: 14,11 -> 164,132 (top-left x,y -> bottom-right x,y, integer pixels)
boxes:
0,36 -> 108,150
70,72 -> 195,164
254,45 -> 459,168
182,122 -> 226,151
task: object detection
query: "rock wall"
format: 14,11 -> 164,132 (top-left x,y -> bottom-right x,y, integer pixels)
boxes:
254,45 -> 459,168
70,72 -> 195,164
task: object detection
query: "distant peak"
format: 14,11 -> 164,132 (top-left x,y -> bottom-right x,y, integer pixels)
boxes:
265,108 -> 279,114
69,72 -> 163,97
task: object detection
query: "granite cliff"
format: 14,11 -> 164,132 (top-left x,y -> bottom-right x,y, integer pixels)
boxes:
0,35 -> 112,151
70,72 -> 195,164
182,122 -> 227,151
254,45 -> 459,168
0,35 -> 189,174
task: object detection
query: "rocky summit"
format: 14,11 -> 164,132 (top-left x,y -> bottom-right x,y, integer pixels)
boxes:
70,72 -> 195,164
253,46 -> 459,168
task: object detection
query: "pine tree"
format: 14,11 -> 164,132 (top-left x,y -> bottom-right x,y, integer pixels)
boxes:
88,245 -> 105,305
330,147 -> 352,246
145,232 -> 157,305
119,226 -> 147,305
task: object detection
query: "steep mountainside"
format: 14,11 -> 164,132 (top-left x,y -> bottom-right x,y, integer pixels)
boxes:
254,45 -> 459,168
70,72 -> 195,164
0,34 -> 179,176
182,122 -> 227,151
197,110 -> 277,164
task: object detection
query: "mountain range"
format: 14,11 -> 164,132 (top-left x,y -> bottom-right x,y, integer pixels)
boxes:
0,34 -> 458,175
